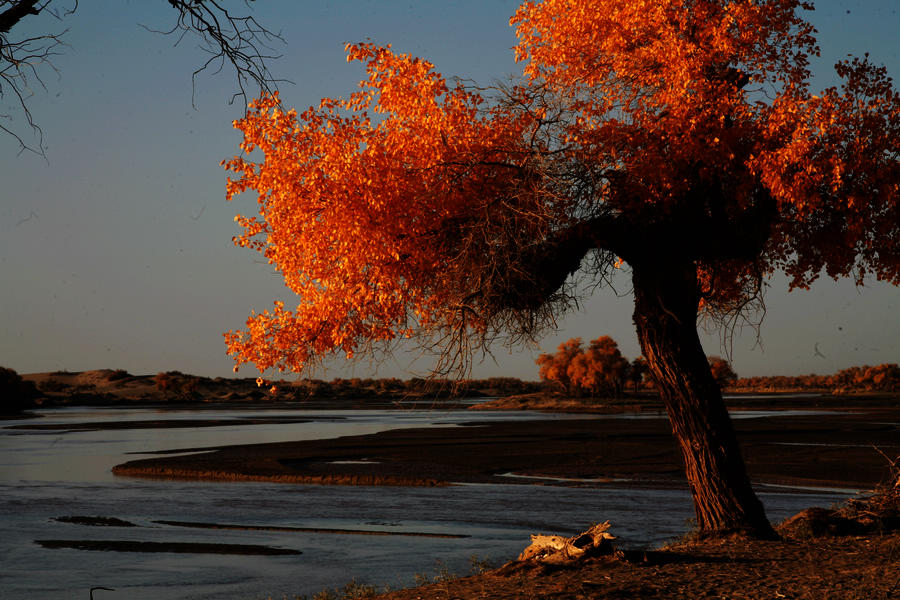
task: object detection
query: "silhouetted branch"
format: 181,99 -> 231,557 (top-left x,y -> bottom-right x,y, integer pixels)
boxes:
1,0 -> 284,155
0,0 -> 71,155
158,0 -> 286,108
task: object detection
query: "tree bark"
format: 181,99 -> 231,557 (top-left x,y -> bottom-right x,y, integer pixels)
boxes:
631,259 -> 774,538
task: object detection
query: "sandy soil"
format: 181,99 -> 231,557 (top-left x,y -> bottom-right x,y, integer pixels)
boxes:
110,405 -> 899,491
377,531 -> 900,599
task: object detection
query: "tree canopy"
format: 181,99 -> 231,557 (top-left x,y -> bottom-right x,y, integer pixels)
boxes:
536,336 -> 630,397
224,0 -> 898,376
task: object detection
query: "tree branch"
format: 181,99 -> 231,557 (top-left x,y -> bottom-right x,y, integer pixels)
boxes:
1,0 -> 285,155
160,0 -> 287,108
0,0 -> 41,34
0,0 -> 68,155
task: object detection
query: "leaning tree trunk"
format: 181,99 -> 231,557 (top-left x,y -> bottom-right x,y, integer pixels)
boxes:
631,260 -> 774,538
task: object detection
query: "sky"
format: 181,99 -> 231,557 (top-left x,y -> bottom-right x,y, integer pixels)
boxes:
1,0 -> 898,381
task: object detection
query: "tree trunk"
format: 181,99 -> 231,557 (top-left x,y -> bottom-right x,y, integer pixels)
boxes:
631,260 -> 774,538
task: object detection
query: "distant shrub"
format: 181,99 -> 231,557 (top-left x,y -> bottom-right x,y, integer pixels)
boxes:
1,367 -> 40,414
104,369 -> 130,382
155,372 -> 201,401
38,378 -> 67,393
733,363 -> 899,393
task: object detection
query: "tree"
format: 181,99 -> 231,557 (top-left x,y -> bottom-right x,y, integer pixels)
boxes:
1,366 -> 39,414
536,335 -> 628,397
708,356 -> 738,389
0,1 -> 281,154
535,337 -> 583,394
627,356 -> 649,394
567,336 -> 629,398
223,1 -> 899,537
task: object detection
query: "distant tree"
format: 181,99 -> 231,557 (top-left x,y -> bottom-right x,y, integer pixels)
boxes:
224,1 -> 899,537
833,363 -> 900,392
865,364 -> 900,392
537,336 -> 628,397
568,336 -> 629,398
708,356 -> 738,389
178,376 -> 199,401
628,357 -> 650,394
154,372 -> 171,400
536,338 -> 583,394
1,366 -> 39,414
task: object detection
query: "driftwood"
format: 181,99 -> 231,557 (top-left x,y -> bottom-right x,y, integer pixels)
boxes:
518,521 -> 616,564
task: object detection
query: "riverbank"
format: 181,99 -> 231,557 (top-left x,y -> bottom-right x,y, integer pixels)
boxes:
376,529 -> 900,599
358,479 -> 900,600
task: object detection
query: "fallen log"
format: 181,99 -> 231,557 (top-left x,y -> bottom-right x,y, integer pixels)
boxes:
517,521 -> 616,564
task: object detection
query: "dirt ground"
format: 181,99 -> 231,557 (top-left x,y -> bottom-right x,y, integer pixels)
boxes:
376,531 -> 900,599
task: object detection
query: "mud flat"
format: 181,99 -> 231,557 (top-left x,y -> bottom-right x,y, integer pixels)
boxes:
112,403 -> 900,492
33,539 -> 301,555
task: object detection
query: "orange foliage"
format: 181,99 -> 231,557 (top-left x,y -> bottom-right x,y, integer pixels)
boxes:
708,356 -> 738,388
536,336 -> 629,397
536,337 -> 583,394
224,2 -> 899,375
223,43 -> 547,373
735,363 -> 900,393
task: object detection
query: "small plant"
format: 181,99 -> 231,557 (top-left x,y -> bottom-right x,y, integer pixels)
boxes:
662,517 -> 700,548
414,559 -> 456,586
337,580 -> 378,599
300,579 -> 379,600
468,554 -> 494,575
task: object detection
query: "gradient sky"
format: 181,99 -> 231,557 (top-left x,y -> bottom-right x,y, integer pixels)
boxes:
1,1 -> 898,381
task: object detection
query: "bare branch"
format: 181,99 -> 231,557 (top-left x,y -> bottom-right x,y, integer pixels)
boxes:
158,0 -> 288,108
0,0 -> 41,33
0,0 -> 69,155
1,0 -> 285,155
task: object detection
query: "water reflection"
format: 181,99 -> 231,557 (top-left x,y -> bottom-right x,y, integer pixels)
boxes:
0,408 -> 588,483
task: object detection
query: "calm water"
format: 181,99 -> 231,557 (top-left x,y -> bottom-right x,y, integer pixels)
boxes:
0,407 -> 857,600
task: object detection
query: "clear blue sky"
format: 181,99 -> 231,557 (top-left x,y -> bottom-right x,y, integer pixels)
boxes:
1,1 -> 898,380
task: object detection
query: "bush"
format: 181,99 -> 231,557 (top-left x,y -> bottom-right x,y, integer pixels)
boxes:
104,369 -> 131,382
1,367 -> 40,414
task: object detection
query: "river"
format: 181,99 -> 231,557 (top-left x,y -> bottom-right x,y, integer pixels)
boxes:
0,406 -> 857,599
